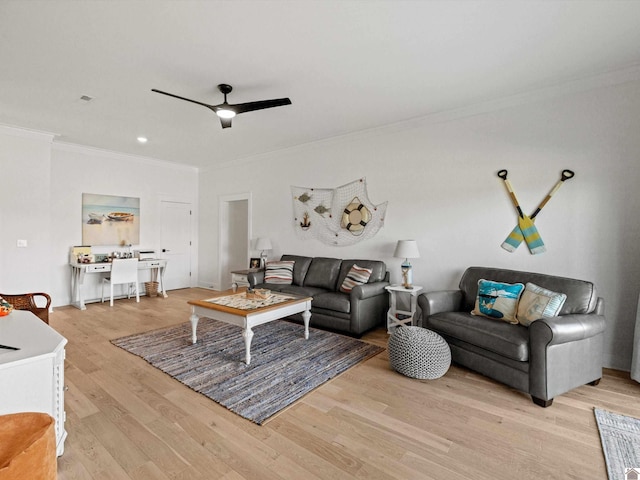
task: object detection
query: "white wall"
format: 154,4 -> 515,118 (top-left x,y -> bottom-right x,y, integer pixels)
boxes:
0,126 -> 54,294
49,143 -> 198,306
199,78 -> 640,371
0,129 -> 198,308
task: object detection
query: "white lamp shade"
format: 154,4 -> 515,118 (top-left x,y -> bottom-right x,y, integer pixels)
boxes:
394,240 -> 420,259
255,237 -> 272,251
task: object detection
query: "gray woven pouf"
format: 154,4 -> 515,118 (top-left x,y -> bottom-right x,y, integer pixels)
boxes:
388,326 -> 451,379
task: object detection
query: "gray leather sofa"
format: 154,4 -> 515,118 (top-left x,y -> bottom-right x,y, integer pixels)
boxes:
418,266 -> 605,407
248,254 -> 389,336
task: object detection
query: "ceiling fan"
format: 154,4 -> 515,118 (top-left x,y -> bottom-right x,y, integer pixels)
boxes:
151,83 -> 291,129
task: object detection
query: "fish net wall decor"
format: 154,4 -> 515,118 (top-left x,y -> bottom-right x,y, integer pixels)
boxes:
291,178 -> 387,246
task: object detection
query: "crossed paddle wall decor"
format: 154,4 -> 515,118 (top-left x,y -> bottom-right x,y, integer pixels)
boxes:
497,169 -> 575,255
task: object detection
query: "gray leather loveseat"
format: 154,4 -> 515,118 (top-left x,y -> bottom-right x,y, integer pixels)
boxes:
248,254 -> 389,336
418,266 -> 605,407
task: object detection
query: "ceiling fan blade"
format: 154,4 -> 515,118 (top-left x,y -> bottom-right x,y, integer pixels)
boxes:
151,89 -> 215,110
220,117 -> 232,129
231,98 -> 292,114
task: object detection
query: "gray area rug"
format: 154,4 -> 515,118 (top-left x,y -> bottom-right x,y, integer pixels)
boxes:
112,319 -> 384,424
594,407 -> 640,480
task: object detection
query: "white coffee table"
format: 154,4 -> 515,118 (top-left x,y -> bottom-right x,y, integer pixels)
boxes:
188,290 -> 312,365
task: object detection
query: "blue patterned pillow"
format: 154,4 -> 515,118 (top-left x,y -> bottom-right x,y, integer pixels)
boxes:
516,282 -> 567,326
471,279 -> 525,324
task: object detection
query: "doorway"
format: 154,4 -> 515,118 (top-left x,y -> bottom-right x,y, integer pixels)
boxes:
218,193 -> 251,290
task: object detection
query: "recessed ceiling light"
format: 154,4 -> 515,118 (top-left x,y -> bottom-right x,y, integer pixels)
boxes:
137,136 -> 148,143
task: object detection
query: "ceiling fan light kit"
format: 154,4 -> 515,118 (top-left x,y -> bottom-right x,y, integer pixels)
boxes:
216,108 -> 236,119
151,83 -> 291,129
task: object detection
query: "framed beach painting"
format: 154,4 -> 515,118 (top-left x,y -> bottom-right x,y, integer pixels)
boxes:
82,193 -> 140,246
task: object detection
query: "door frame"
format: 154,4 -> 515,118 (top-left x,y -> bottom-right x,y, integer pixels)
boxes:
158,194 -> 196,288
218,192 -> 252,290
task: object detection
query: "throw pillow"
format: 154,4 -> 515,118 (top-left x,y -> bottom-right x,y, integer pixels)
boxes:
264,260 -> 295,285
516,282 -> 567,326
339,264 -> 373,293
471,279 -> 525,324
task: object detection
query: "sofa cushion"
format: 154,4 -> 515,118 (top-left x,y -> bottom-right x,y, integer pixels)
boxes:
337,260 -> 386,288
277,285 -> 328,298
312,292 -> 350,314
280,255 -> 313,286
339,264 -> 372,293
427,311 -> 530,362
516,282 -> 567,326
304,257 -> 342,291
264,260 -> 295,284
471,279 -> 524,324
459,267 -> 598,315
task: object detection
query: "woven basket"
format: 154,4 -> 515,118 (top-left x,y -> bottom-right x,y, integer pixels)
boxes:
144,281 -> 159,297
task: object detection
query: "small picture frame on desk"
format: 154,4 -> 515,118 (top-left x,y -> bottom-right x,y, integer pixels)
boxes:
249,258 -> 261,269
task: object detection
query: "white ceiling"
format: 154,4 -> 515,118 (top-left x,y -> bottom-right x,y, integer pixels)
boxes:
2,1 -> 640,169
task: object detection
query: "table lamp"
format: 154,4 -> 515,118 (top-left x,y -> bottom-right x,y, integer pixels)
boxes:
393,240 -> 420,289
255,237 -> 272,269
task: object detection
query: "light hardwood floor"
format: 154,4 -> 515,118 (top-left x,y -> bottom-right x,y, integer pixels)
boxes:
50,288 -> 639,480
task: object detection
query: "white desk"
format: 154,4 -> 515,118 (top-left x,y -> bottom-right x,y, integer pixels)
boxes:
0,310 -> 67,456
69,259 -> 168,310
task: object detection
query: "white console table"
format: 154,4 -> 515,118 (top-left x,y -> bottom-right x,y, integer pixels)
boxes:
69,259 -> 168,310
0,310 -> 67,456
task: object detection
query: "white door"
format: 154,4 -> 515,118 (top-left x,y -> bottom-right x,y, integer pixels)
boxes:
160,201 -> 192,290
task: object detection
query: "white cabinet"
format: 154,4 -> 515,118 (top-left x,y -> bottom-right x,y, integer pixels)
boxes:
0,310 -> 67,456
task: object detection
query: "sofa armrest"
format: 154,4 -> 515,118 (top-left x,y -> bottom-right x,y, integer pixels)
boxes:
418,290 -> 464,317
349,281 -> 390,334
351,281 -> 390,300
529,314 -> 606,347
528,313 -> 605,401
247,271 -> 264,287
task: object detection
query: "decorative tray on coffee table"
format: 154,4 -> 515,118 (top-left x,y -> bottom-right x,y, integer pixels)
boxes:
245,288 -> 270,300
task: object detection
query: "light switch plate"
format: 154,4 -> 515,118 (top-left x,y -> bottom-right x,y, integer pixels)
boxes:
16,239 -> 28,247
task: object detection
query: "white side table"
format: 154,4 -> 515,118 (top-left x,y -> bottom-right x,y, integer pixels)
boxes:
230,269 -> 261,288
385,285 -> 423,333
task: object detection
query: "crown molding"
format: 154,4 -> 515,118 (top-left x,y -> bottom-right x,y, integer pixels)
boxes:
52,141 -> 198,173
0,123 -> 57,142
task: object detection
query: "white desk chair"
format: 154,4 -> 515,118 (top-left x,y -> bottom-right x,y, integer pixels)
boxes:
101,258 -> 140,307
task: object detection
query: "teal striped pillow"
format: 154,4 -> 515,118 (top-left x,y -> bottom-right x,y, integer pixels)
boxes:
516,282 -> 567,326
264,261 -> 295,285
339,264 -> 373,293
